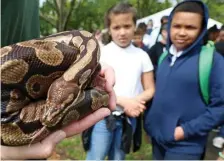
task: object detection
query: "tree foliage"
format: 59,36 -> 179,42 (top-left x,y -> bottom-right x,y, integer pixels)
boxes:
39,0 -> 223,36
202,0 -> 224,24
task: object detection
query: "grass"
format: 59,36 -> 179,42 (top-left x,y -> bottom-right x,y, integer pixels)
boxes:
53,131 -> 152,160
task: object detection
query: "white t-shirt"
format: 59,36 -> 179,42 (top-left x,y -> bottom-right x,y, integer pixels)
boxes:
100,41 -> 154,114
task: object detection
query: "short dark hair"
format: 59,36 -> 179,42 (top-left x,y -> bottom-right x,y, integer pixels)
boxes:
173,1 -> 204,17
220,25 -> 224,31
160,15 -> 168,24
134,27 -> 145,36
104,2 -> 137,28
138,22 -> 147,31
208,25 -> 219,33
148,19 -> 153,24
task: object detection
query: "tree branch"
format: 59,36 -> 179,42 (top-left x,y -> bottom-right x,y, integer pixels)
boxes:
52,0 -> 60,16
39,11 -> 56,27
63,0 -> 77,31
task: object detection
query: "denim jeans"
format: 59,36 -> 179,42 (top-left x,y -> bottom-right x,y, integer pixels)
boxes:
86,118 -> 125,160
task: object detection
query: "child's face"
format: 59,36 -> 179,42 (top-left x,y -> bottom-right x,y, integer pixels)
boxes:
161,29 -> 168,42
170,12 -> 202,51
133,34 -> 143,47
109,13 -> 135,48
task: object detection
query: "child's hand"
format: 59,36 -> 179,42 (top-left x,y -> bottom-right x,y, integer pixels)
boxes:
122,98 -> 146,117
174,126 -> 185,141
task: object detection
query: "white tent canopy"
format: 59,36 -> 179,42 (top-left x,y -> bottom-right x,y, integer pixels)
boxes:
137,7 -> 223,29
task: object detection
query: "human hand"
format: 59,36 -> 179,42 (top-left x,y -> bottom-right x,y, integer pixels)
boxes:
99,64 -> 116,110
123,98 -> 146,117
174,126 -> 185,141
1,108 -> 110,160
92,63 -> 116,110
1,65 -> 116,160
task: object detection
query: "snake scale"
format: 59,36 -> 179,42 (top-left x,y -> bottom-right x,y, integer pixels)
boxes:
1,30 -> 109,146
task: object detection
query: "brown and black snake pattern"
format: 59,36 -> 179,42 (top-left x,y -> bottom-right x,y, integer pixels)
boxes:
1,30 -> 109,146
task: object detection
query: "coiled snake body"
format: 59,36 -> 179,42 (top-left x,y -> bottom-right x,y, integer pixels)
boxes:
1,30 -> 109,146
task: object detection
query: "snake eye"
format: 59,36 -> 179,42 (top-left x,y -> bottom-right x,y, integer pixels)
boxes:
32,82 -> 41,92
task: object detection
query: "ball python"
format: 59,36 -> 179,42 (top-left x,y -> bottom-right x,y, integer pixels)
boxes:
1,30 -> 109,146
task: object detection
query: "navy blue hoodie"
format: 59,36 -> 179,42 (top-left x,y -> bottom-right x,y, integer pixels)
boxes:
145,0 -> 224,154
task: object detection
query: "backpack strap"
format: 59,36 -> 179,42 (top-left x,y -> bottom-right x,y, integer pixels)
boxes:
199,41 -> 215,105
157,42 -> 214,105
158,50 -> 168,65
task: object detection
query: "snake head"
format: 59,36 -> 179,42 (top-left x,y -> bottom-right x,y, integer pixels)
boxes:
41,77 -> 80,127
41,94 -> 74,127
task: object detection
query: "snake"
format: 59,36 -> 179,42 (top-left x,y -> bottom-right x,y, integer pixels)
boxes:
0,30 -> 109,146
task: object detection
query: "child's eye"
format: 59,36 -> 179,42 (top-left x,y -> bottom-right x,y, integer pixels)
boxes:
124,25 -> 131,29
186,26 -> 197,30
172,24 -> 181,28
113,26 -> 120,30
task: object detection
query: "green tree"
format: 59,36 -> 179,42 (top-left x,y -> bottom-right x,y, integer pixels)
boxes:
174,0 -> 224,24
203,0 -> 224,24
131,0 -> 172,18
39,0 -> 223,36
40,0 -> 77,35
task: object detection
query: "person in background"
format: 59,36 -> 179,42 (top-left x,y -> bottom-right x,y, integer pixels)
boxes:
146,19 -> 154,35
212,25 -> 224,150
85,2 -> 155,160
133,27 -> 149,52
144,0 -> 224,159
216,25 -> 224,42
138,22 -> 152,49
207,25 -> 220,42
148,15 -> 168,47
215,25 -> 224,56
147,23 -> 168,73
94,30 -> 104,48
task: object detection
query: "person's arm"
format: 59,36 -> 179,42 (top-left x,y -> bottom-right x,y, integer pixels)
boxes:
1,64 -> 116,160
135,71 -> 155,102
117,61 -> 155,117
147,44 -> 158,68
1,108 -> 110,160
116,96 -> 146,117
174,54 -> 224,141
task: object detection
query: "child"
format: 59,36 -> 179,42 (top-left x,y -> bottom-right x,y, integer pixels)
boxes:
85,2 -> 155,160
144,0 -> 224,160
133,27 -> 149,52
147,23 -> 168,73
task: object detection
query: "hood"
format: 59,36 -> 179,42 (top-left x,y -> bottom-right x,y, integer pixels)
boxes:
166,0 -> 209,55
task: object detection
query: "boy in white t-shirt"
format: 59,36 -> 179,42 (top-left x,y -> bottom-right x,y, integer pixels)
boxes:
85,2 -> 155,160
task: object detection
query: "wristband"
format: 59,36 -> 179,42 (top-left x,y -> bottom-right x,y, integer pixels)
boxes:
219,152 -> 224,159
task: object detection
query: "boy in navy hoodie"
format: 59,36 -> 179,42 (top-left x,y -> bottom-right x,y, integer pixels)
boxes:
144,0 -> 224,160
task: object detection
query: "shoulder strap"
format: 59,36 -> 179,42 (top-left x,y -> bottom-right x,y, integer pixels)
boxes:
199,41 -> 215,105
158,50 -> 168,65
157,42 -> 214,105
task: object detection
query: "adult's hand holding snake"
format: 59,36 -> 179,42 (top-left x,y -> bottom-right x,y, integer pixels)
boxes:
1,64 -> 116,160
0,30 -> 116,159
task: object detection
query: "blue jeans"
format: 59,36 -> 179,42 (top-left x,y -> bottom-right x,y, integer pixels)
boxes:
86,118 -> 125,160
152,139 -> 203,160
